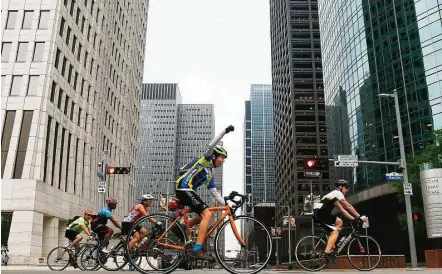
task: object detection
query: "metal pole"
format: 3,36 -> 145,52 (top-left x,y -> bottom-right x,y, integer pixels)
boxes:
288,206 -> 291,265
310,180 -> 314,235
393,91 -> 418,268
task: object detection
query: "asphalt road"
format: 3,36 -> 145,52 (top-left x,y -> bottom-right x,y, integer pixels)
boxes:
1,268 -> 440,274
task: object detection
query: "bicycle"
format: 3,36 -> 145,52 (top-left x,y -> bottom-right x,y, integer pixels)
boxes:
295,216 -> 381,271
126,191 -> 272,274
46,237 -> 95,271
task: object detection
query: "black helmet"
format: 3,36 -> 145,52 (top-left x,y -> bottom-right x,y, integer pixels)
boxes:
336,179 -> 349,188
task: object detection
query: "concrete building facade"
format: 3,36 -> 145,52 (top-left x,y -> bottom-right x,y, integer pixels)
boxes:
1,0 -> 148,264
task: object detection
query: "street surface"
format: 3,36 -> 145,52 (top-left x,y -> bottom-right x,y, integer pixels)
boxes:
1,267 -> 441,273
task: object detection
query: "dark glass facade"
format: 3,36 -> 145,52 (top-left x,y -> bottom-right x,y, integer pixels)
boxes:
320,0 -> 442,192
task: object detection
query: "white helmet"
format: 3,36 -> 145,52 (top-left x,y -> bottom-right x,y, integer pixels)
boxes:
141,194 -> 155,201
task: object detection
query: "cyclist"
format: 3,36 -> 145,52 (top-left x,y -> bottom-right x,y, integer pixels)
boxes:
122,194 -> 162,249
175,125 -> 234,260
65,208 -> 95,267
92,198 -> 122,253
313,179 -> 366,259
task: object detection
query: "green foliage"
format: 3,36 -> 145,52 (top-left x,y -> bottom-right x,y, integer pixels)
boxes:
392,130 -> 442,236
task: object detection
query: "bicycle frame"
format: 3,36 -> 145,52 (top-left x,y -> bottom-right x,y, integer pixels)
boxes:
157,205 -> 244,251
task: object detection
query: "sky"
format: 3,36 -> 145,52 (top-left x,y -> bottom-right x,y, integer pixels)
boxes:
143,0 -> 272,252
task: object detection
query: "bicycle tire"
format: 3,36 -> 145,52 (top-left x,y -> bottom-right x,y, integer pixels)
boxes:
46,246 -> 70,271
75,244 -> 90,271
214,215 -> 272,274
294,235 -> 327,272
347,235 -> 381,271
126,213 -> 186,274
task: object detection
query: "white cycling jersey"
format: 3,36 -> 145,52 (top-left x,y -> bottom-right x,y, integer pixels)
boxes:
313,190 -> 345,214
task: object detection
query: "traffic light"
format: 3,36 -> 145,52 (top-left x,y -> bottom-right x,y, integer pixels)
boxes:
106,167 -> 131,174
413,212 -> 423,222
304,159 -> 319,169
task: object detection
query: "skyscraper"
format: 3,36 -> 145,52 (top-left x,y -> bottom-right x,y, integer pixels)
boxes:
137,83 -> 181,212
176,104 -> 215,205
1,0 -> 148,264
243,85 -> 275,207
269,0 -> 330,229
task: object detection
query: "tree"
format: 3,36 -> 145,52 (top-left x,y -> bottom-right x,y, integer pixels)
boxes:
391,130 -> 442,237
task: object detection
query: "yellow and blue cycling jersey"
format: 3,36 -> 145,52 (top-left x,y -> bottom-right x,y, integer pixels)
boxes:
176,154 -> 216,190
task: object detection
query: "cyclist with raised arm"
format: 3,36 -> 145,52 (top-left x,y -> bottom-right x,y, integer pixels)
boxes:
175,125 -> 234,260
313,179 -> 366,259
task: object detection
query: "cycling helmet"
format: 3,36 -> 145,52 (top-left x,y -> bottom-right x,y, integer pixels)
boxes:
336,179 -> 350,188
84,208 -> 94,215
141,194 -> 155,201
106,198 -> 118,206
213,145 -> 228,158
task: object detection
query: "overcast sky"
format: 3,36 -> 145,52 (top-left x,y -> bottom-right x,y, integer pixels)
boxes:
143,0 -> 272,251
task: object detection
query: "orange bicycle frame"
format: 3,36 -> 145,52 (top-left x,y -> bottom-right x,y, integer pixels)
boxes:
157,205 -> 245,250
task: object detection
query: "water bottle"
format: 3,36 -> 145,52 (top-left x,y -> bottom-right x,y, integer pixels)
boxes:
336,236 -> 346,249
128,263 -> 134,271
137,237 -> 149,249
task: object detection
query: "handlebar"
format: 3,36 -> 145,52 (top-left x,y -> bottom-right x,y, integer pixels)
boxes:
224,191 -> 249,213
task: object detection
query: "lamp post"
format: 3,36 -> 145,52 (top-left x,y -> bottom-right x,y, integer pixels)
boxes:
378,90 -> 418,268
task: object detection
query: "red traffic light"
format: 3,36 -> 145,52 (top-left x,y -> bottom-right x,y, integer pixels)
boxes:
106,167 -> 130,174
304,159 -> 319,169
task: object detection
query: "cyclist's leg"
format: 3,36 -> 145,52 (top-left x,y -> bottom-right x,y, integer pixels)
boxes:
103,226 -> 114,247
129,231 -> 140,249
325,217 -> 342,252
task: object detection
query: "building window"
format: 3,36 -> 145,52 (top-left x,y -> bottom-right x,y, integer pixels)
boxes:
16,42 -> 28,62
1,111 -> 16,177
22,10 -> 33,29
13,110 -> 34,179
33,42 -> 45,62
43,115 -> 52,183
59,17 -> 65,36
77,43 -> 82,62
6,11 -> 18,29
73,72 -> 78,90
62,57 -> 67,76
1,42 -> 12,62
51,122 -> 59,186
55,48 -> 61,69
27,75 -> 39,96
65,133 -> 72,191
10,75 -> 22,96
66,27 -> 71,45
58,127 -> 66,189
38,10 -> 50,29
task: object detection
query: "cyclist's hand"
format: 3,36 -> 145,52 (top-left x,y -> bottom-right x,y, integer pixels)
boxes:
225,125 -> 234,133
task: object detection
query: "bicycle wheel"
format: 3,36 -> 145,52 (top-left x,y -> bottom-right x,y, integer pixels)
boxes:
126,214 -> 186,274
75,244 -> 89,271
295,236 -> 327,271
347,235 -> 381,271
146,237 -> 180,271
47,247 -> 70,271
98,243 -> 128,271
80,244 -> 101,270
214,215 -> 272,274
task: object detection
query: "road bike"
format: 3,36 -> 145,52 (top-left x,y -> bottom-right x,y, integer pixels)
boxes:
126,191 -> 272,274
46,238 -> 95,271
295,217 -> 381,271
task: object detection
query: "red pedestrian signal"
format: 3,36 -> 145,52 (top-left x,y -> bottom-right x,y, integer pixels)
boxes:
413,212 -> 423,222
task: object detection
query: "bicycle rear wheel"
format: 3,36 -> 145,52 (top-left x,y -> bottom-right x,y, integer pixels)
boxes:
80,244 -> 101,270
295,235 -> 327,271
214,215 -> 272,274
98,243 -> 128,271
126,214 -> 186,274
46,247 -> 70,271
347,235 -> 381,271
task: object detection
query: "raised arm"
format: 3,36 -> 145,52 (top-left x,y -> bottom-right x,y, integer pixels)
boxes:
205,125 -> 234,156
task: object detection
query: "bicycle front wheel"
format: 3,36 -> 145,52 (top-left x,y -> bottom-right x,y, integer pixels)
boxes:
214,215 -> 272,274
46,247 -> 70,271
295,235 -> 327,271
347,235 -> 381,271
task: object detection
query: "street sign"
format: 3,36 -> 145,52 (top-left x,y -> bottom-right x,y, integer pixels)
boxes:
385,172 -> 404,181
304,170 -> 321,177
98,181 -> 106,193
335,155 -> 358,167
403,182 -> 413,195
